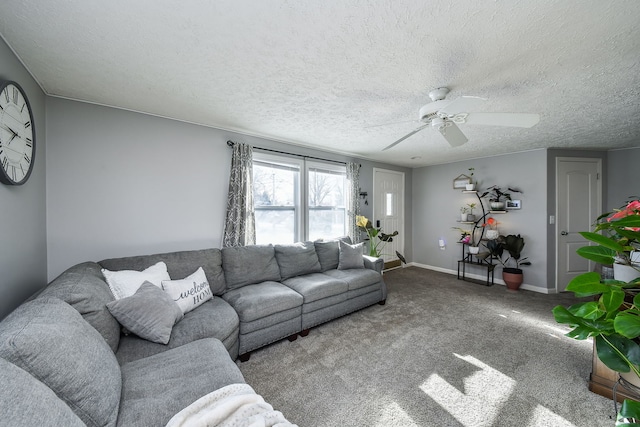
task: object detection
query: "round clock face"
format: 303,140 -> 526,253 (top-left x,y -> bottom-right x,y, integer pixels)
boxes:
0,81 -> 35,185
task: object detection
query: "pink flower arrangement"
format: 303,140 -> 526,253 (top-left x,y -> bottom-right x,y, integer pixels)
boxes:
578,199 -> 640,266
608,200 -> 640,232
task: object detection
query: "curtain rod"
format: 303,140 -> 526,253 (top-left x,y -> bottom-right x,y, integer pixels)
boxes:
226,140 -> 360,167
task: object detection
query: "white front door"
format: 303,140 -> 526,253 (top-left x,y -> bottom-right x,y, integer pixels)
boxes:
373,168 -> 405,268
556,157 -> 602,292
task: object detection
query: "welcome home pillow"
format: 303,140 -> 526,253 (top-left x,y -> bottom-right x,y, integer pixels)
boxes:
102,261 -> 170,300
106,282 -> 183,344
162,267 -> 212,314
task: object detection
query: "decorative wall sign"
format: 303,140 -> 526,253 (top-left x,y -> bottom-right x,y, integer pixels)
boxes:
453,174 -> 472,189
506,199 -> 521,210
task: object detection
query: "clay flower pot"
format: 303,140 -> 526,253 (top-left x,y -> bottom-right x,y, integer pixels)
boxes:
502,268 -> 523,291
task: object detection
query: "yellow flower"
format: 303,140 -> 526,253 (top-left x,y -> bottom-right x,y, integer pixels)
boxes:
356,215 -> 369,228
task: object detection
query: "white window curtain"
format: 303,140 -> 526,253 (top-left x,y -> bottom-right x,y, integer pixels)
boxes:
223,142 -> 256,247
346,162 -> 360,243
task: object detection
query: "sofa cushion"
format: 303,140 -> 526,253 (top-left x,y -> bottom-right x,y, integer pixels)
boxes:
222,281 -> 303,322
282,273 -> 348,304
38,261 -> 121,353
106,282 -> 183,344
0,358 -> 86,426
115,296 -> 240,365
221,245 -> 281,290
275,241 -> 322,279
162,267 -> 213,314
324,268 -> 382,290
338,240 -> 365,270
118,338 -> 245,427
0,298 -> 121,427
100,248 -> 227,295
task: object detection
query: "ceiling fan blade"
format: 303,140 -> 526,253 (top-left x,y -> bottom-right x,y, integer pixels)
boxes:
439,122 -> 468,147
439,96 -> 486,116
464,112 -> 540,128
382,124 -> 429,151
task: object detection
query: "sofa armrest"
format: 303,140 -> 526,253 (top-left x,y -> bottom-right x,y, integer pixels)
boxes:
363,255 -> 384,273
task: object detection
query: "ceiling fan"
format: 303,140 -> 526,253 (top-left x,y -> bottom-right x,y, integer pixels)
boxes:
382,87 -> 540,151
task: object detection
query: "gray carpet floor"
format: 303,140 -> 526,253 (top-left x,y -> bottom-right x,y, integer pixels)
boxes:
238,267 -> 616,426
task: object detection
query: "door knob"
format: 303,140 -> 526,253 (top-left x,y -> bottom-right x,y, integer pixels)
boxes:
561,230 -> 569,236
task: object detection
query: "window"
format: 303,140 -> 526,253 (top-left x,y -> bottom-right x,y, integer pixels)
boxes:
252,154 -> 346,244
307,162 -> 347,241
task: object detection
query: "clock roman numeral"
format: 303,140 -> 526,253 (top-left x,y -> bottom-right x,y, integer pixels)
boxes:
10,165 -> 16,180
3,89 -> 8,103
2,156 -> 7,170
12,87 -> 19,104
24,154 -> 31,164
24,121 -> 31,129
26,138 -> 32,146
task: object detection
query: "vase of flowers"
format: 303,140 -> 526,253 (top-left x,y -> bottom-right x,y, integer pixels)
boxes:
356,215 -> 399,258
484,217 -> 500,240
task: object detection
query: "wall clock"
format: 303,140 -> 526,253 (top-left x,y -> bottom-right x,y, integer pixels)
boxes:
0,81 -> 35,185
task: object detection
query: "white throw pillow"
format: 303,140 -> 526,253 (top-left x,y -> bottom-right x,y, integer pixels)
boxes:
102,261 -> 170,300
162,267 -> 213,314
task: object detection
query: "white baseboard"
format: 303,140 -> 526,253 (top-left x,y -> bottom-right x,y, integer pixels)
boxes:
405,262 -> 551,294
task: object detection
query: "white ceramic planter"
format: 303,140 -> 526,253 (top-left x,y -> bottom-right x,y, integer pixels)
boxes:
613,263 -> 640,283
486,230 -> 500,240
465,183 -> 475,191
490,201 -> 505,210
468,246 -> 480,254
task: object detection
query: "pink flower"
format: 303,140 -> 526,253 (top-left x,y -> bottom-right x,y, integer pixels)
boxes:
608,200 -> 640,222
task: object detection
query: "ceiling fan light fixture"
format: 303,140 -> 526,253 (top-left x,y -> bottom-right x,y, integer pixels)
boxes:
431,117 -> 447,132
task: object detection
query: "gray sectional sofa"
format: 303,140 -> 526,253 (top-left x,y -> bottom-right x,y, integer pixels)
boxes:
0,239 -> 386,426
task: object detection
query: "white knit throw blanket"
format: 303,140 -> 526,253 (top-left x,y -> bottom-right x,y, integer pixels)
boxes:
166,383 -> 298,427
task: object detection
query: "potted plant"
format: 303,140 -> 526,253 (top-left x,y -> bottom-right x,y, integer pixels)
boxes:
465,167 -> 476,191
487,234 -> 531,290
356,215 -> 400,258
481,185 -> 522,210
466,202 -> 477,222
553,269 -> 640,425
553,200 -> 640,425
452,227 -> 472,244
460,206 -> 469,222
576,200 -> 640,282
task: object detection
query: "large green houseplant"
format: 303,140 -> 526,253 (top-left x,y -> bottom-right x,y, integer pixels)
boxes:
553,200 -> 640,425
355,215 -> 399,258
487,234 -> 531,290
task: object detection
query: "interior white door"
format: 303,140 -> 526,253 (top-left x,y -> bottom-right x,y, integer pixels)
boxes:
556,157 -> 602,292
373,168 -> 405,267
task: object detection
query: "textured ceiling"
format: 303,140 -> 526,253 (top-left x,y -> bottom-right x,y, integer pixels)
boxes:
1,0 -> 639,167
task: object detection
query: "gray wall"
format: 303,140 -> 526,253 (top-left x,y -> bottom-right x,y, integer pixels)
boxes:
46,97 -> 412,279
412,150 -> 548,291
607,147 -> 640,210
0,38 -> 48,319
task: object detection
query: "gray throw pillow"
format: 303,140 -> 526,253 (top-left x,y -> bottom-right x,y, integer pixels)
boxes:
314,240 -> 340,271
337,240 -> 365,270
107,282 -> 183,344
275,241 -> 322,279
